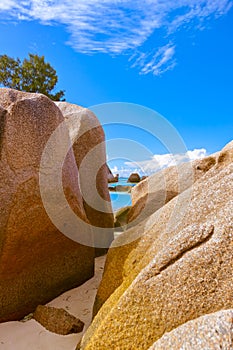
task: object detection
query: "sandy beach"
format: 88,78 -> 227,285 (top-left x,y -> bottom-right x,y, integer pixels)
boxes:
0,255 -> 106,350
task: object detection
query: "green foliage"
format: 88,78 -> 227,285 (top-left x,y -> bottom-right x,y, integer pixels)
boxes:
0,54 -> 65,101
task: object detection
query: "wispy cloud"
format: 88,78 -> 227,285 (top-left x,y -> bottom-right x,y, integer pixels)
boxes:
132,43 -> 176,76
111,148 -> 207,177
0,0 -> 232,75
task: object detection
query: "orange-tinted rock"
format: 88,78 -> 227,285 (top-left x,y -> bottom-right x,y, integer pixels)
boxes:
92,154 -> 221,319
79,141 -> 233,350
33,305 -> 84,335
0,88 -> 94,322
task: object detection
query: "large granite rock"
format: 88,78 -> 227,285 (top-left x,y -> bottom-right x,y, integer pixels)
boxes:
56,102 -> 114,252
93,153 -> 218,313
0,88 -> 94,322
79,141 -> 233,350
128,154 -> 217,225
149,309 -> 233,350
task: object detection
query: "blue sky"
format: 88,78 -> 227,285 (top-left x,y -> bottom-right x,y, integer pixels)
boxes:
0,0 -> 232,176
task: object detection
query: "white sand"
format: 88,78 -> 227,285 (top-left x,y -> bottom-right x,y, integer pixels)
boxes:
0,255 -> 106,350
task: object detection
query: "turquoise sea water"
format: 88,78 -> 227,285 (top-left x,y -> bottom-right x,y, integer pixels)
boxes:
109,177 -> 134,212
109,177 -> 136,188
110,192 -> 132,211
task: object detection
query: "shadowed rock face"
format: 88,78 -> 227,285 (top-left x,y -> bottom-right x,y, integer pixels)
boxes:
79,141 -> 233,350
56,102 -> 114,254
107,165 -> 118,183
149,309 -> 233,350
217,139 -> 233,166
0,88 -> 95,322
114,206 -> 131,231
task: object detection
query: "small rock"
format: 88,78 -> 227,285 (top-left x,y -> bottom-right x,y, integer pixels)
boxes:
33,305 -> 84,335
127,173 -> 141,183
115,185 -> 132,192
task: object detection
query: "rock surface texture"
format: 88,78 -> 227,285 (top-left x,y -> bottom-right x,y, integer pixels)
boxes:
149,309 -> 233,350
79,140 -> 233,350
33,305 -> 84,335
56,102 -> 114,251
0,88 -> 112,321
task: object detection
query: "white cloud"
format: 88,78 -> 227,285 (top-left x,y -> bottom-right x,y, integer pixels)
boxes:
111,148 -> 207,177
132,43 -> 176,76
0,0 -> 232,75
186,148 -> 207,160
0,0 -> 17,11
